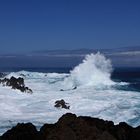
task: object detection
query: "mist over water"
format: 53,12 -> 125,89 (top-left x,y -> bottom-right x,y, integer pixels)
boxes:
0,53 -> 140,135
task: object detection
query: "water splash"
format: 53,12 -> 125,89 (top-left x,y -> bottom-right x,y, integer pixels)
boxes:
70,52 -> 115,87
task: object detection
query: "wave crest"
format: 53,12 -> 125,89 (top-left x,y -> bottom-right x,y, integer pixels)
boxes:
69,52 -> 115,87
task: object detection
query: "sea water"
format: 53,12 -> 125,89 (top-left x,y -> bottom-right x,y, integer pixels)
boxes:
0,53 -> 140,134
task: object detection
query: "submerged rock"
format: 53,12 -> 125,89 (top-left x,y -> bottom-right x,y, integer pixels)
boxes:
72,86 -> 77,90
1,113 -> 140,140
19,74 -> 26,77
60,86 -> 77,91
0,76 -> 33,93
0,73 -> 7,78
54,99 -> 70,109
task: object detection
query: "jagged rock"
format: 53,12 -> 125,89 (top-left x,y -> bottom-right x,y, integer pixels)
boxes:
1,123 -> 39,140
54,99 -> 70,109
1,113 -> 140,140
0,76 -> 33,93
6,77 -> 24,87
40,113 -> 140,140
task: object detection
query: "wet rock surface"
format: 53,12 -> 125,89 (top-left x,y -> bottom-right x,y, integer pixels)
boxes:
54,99 -> 70,109
1,113 -> 140,140
0,76 -> 33,93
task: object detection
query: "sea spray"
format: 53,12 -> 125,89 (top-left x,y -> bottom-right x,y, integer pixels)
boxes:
5,53 -> 115,89
69,52 -> 115,87
0,56 -> 140,135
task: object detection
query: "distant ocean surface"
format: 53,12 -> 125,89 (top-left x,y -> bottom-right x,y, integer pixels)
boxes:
0,53 -> 140,135
112,68 -> 140,92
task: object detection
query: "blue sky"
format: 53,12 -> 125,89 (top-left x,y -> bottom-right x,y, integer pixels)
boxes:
0,0 -> 140,53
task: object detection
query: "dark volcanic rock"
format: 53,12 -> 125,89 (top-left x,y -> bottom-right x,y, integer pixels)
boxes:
54,99 -> 70,109
0,76 -> 33,93
1,113 -> 140,140
6,77 -> 24,87
40,114 -> 140,140
130,126 -> 140,140
1,123 -> 39,140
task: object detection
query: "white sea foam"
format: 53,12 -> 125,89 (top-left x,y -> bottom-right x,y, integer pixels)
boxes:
0,53 -> 140,134
60,53 -> 115,89
70,53 -> 114,87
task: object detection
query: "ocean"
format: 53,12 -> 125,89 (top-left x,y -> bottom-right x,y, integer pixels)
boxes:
0,53 -> 140,134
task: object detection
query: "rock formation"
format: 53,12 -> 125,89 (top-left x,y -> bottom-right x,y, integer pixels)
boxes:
0,76 -> 33,93
1,113 -> 140,140
1,123 -> 39,140
54,99 -> 70,109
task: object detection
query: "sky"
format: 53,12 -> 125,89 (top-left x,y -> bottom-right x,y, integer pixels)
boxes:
0,0 -> 140,54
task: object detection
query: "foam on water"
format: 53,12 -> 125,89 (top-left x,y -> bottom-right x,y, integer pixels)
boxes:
0,53 -> 140,134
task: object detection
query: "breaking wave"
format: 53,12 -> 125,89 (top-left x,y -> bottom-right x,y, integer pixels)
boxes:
64,53 -> 115,88
0,52 -> 140,134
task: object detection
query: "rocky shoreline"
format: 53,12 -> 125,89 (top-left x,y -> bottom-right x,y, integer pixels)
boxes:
0,76 -> 33,93
0,113 -> 140,140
